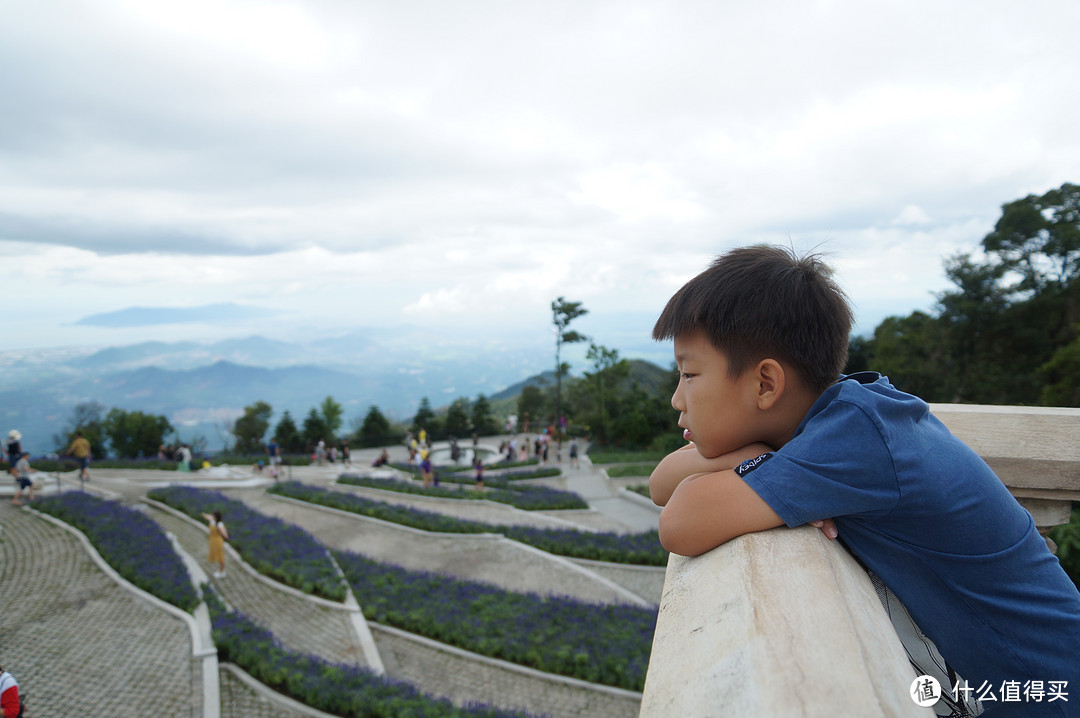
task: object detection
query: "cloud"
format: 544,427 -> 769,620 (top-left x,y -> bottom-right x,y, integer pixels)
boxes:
75,303 -> 279,328
2,0 -> 1079,354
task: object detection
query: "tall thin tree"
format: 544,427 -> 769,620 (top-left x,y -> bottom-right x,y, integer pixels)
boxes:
551,297 -> 588,430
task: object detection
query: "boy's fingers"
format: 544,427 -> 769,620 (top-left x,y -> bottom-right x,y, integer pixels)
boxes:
810,519 -> 839,540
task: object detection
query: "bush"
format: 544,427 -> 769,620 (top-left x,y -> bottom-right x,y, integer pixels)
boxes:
1049,503 -> 1080,590
34,491 -> 199,611
147,486 -> 345,601
204,588 -> 542,717
337,475 -> 588,511
336,551 -> 655,691
270,482 -> 667,566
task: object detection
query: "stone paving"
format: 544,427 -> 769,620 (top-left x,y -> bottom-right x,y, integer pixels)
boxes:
0,499 -> 200,717
1,441 -> 660,717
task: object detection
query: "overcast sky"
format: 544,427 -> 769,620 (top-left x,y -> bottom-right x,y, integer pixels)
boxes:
3,0 -> 1079,364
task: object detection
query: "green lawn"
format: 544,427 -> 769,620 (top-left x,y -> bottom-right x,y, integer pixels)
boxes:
605,462 -> 659,478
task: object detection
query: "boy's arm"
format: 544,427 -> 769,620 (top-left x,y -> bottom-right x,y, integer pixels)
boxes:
650,442 -> 771,506
658,469 -> 785,556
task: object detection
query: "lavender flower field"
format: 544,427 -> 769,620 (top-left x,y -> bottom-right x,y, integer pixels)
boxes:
204,589 -> 547,718
271,481 -> 667,565
337,475 -> 589,510
33,491 -> 199,612
147,485 -> 346,602
335,551 -> 655,692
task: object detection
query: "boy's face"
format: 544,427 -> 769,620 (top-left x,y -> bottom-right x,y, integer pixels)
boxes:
671,331 -> 764,459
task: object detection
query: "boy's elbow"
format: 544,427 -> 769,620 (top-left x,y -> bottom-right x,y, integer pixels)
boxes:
648,480 -> 670,507
658,509 -> 724,557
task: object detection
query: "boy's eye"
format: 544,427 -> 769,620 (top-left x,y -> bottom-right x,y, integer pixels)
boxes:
681,372 -> 695,380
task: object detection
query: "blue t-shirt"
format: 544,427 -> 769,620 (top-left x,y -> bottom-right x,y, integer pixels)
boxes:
739,373 -> 1080,717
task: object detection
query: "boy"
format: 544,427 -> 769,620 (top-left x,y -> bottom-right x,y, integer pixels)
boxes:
650,246 -> 1080,717
10,452 -> 34,505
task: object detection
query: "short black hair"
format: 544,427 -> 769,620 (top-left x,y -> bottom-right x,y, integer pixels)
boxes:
652,245 -> 852,393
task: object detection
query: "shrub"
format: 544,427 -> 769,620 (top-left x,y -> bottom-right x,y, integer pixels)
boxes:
204,588 -> 545,717
34,491 -> 199,611
147,485 -> 345,601
336,551 -> 655,691
270,482 -> 667,566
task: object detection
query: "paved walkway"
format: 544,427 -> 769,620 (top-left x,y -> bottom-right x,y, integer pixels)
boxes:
1,439 -> 660,716
0,500 -> 200,717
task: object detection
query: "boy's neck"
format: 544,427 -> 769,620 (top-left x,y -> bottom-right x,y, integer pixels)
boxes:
764,382 -> 821,450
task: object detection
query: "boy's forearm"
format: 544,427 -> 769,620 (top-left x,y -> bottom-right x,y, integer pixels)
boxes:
650,443 -> 770,506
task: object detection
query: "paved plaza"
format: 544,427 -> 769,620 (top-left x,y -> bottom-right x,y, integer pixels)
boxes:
0,440 -> 660,717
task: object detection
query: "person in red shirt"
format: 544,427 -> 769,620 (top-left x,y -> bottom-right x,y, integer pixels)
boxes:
0,665 -> 22,717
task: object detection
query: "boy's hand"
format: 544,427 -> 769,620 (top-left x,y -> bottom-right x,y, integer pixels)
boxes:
809,518 -> 838,540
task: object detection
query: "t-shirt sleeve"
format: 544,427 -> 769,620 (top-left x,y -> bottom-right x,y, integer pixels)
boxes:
738,398 -> 901,527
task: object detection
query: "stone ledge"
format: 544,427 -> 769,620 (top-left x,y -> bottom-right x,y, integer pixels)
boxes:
640,526 -> 933,717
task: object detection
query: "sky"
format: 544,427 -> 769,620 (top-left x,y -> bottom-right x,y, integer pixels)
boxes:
3,0 -> 1079,367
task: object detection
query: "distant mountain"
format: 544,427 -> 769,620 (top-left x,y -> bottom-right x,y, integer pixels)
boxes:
489,371 -> 558,401
0,333 -> 669,457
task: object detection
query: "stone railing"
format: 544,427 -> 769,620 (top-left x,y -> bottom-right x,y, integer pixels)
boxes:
640,404 -> 1080,717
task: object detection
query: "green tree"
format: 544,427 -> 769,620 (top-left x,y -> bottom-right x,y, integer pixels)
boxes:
471,394 -> 497,436
517,385 -> 548,429
320,396 -> 345,440
302,408 -> 330,450
983,182 -> 1080,296
551,297 -> 589,428
444,397 -> 471,438
1039,331 -> 1080,406
582,343 -> 630,444
103,408 -> 174,458
411,397 -> 439,437
273,410 -> 303,453
233,400 -> 273,454
357,405 -> 393,447
55,401 -> 108,459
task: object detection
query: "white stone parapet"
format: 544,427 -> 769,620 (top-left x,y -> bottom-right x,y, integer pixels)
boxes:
640,526 -> 933,717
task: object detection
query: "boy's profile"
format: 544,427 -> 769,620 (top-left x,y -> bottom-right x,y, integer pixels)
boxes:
650,245 -> 1080,717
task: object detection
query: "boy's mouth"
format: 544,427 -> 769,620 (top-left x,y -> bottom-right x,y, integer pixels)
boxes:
683,428 -> 693,442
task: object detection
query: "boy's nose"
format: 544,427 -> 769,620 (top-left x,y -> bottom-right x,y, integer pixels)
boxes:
671,385 -> 684,412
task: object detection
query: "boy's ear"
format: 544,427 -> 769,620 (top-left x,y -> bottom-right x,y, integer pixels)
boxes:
753,359 -> 786,409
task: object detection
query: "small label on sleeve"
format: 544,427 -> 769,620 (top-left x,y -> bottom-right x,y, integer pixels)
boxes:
734,452 -> 773,476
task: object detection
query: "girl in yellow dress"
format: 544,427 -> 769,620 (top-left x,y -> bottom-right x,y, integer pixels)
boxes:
201,511 -> 229,578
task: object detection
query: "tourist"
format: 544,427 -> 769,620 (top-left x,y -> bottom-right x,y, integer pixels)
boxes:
66,430 -> 92,481
267,436 -> 281,478
4,430 -> 21,468
10,452 -> 34,505
473,457 -> 484,489
0,664 -> 23,718
340,440 -> 351,467
372,448 -> 389,467
569,439 -> 580,469
420,450 -> 433,488
177,444 -> 192,472
201,510 -> 229,578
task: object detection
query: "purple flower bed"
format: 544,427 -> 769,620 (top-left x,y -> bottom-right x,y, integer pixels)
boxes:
34,491 -> 199,612
335,551 -> 655,691
147,485 -> 346,602
204,588 -> 546,717
337,475 -> 588,511
271,481 -> 667,566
